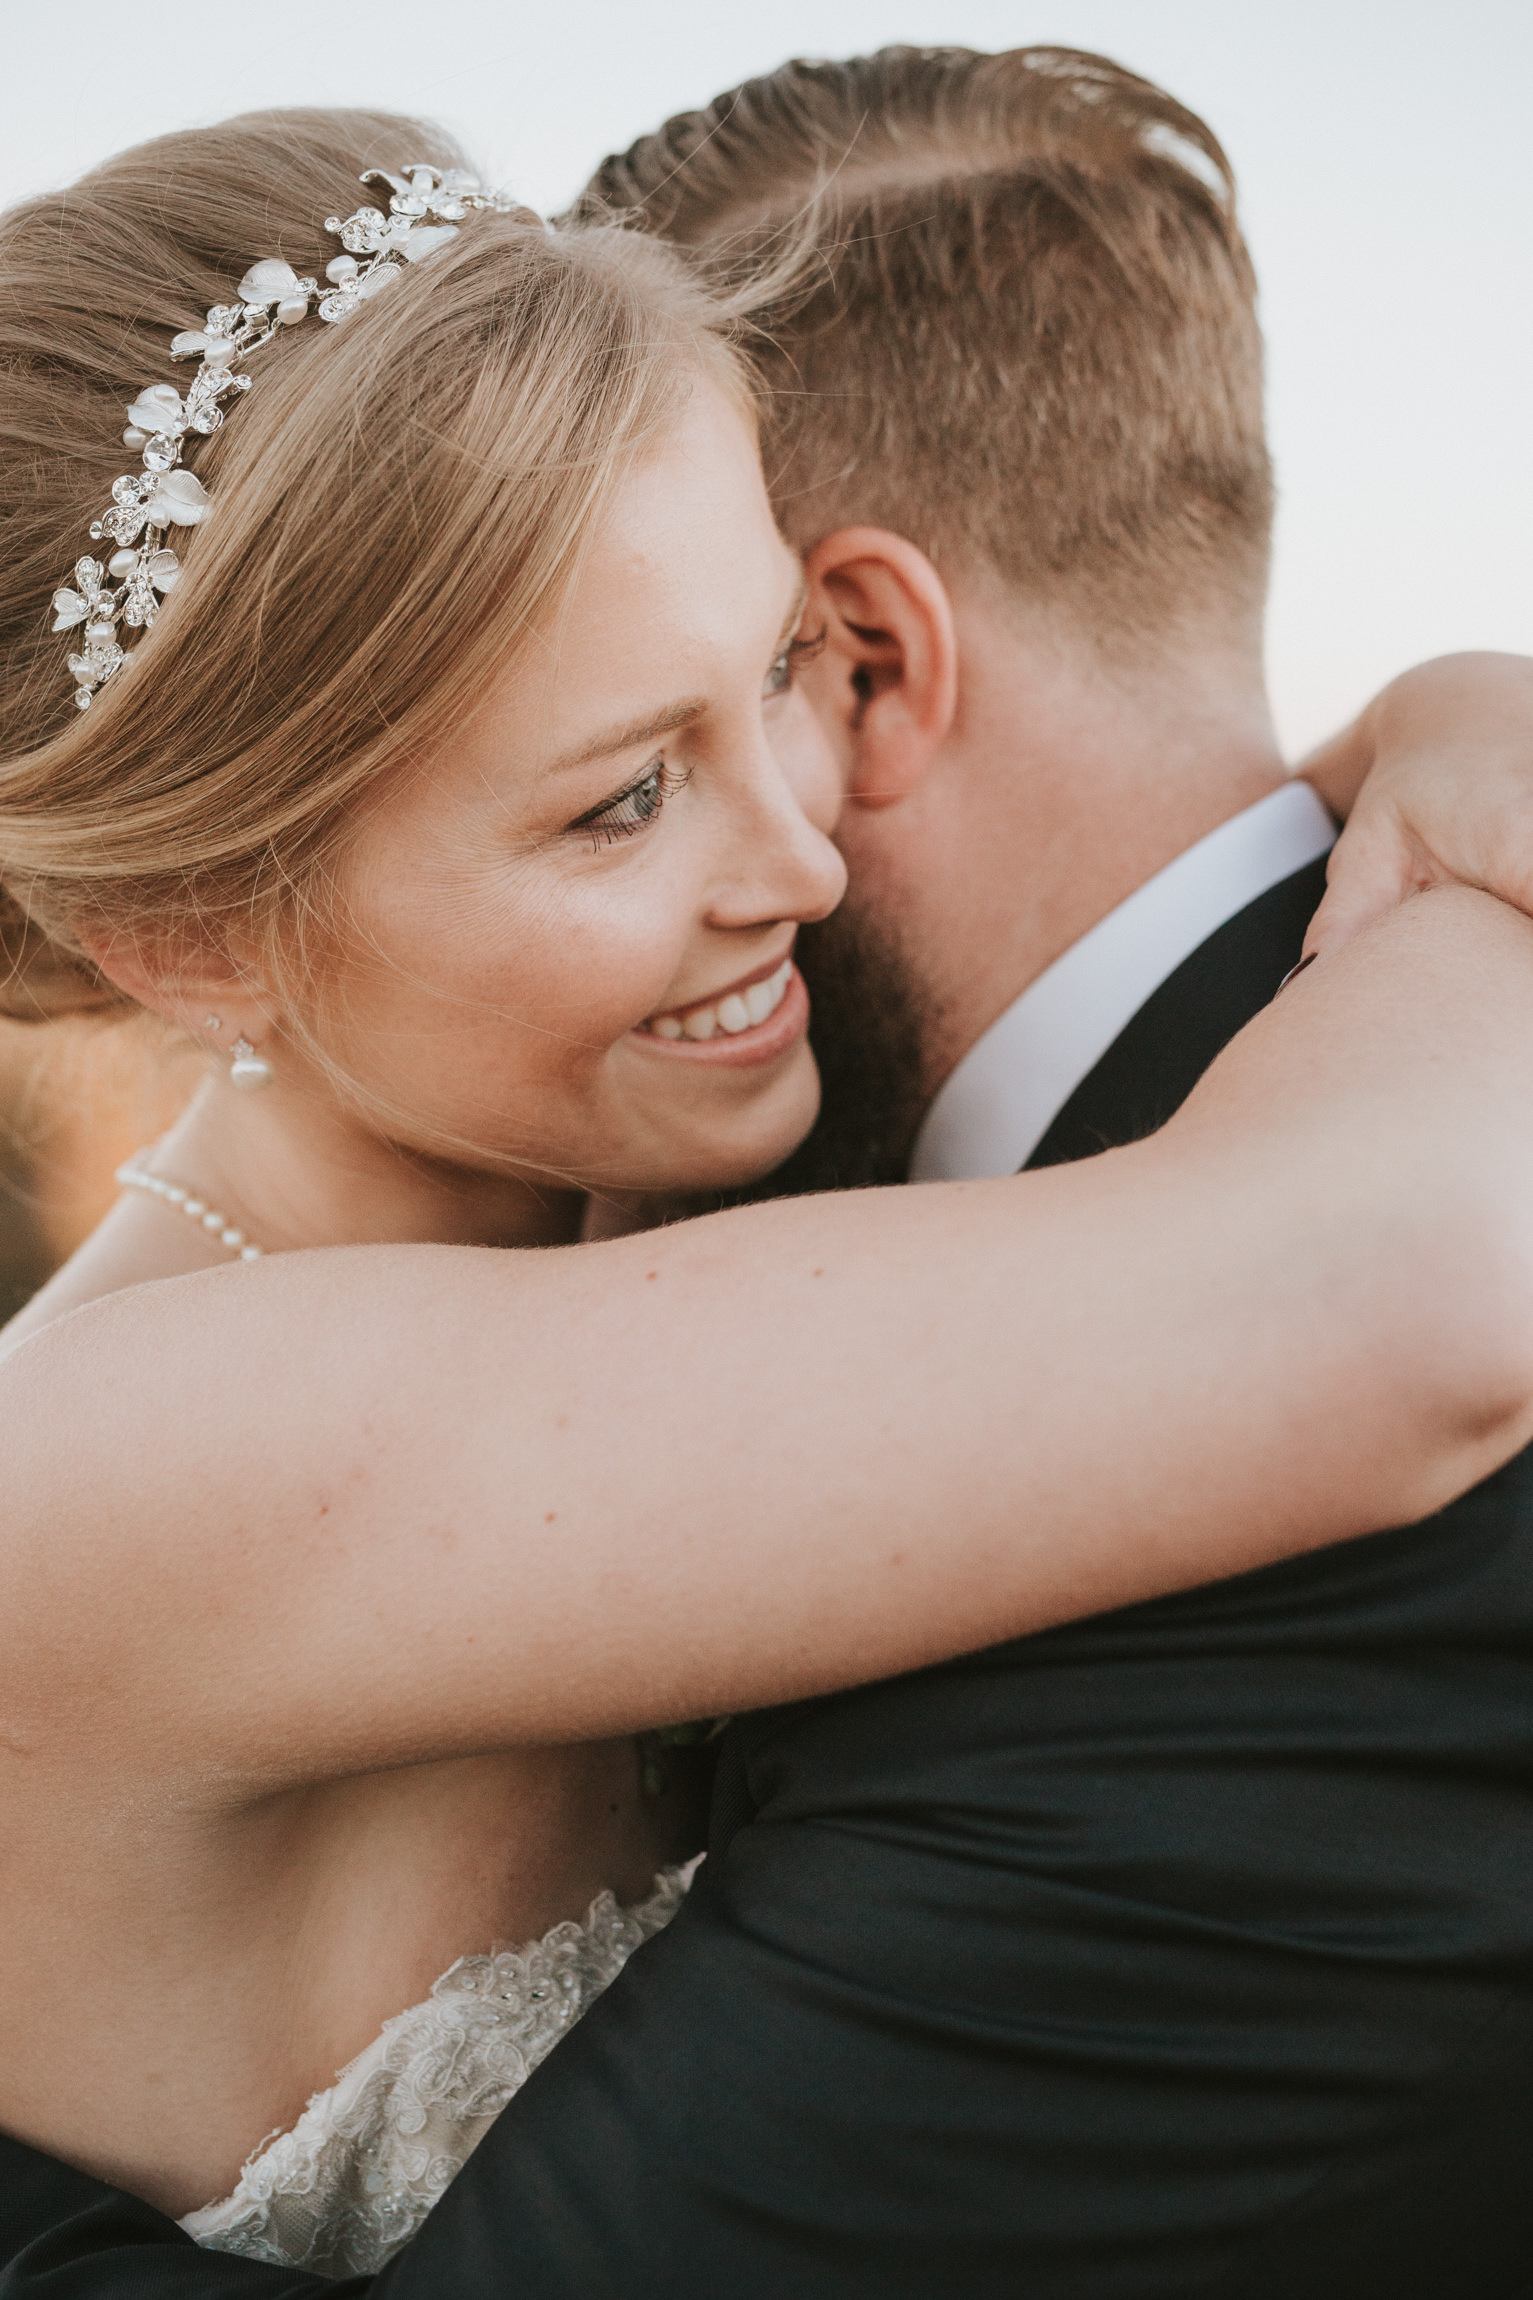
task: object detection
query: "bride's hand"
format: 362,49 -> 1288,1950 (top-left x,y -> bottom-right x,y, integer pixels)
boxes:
1300,652 -> 1533,957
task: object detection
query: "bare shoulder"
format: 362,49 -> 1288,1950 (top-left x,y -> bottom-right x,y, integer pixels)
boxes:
0,1284 -> 138,1541
0,1266 -> 250,1564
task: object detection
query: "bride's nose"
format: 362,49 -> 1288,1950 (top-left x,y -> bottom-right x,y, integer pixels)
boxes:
704,742 -> 848,931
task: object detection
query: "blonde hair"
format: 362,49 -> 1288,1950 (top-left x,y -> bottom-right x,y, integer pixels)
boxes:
578,45 -> 1273,645
0,107 -> 748,1024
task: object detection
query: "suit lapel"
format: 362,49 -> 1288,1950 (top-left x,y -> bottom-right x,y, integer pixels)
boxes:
1025,855 -> 1329,1171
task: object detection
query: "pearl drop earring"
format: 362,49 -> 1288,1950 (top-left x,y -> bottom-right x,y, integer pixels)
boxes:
229,1035 -> 274,1091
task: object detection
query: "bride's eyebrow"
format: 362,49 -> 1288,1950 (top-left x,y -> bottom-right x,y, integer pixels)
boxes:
544,698 -> 708,781
542,573 -> 807,782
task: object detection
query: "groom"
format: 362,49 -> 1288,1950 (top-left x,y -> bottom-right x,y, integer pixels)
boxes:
5,45 -> 1533,2298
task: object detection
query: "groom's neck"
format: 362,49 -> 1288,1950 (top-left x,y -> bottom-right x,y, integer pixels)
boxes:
845,586 -> 1290,1100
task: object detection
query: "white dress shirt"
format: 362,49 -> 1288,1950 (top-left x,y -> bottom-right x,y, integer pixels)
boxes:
909,780 -> 1337,1183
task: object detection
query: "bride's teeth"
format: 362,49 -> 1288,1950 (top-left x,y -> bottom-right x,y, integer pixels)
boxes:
647,959 -> 794,1041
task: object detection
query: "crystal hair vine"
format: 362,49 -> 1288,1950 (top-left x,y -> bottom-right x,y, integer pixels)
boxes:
50,164 -> 522,711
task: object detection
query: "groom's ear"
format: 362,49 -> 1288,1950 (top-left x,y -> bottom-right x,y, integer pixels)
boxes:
800,528 -> 959,809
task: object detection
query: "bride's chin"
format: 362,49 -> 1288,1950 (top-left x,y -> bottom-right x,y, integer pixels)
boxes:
618,1065 -> 822,1197
703,1071 -> 822,1191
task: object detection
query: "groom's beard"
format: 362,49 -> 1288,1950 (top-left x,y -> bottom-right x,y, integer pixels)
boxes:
732,903 -> 933,1203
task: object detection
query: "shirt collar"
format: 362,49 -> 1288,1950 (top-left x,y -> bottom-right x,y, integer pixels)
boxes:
909,780 -> 1337,1183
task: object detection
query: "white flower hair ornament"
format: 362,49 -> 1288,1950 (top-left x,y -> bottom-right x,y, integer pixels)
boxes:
51,164 -> 525,710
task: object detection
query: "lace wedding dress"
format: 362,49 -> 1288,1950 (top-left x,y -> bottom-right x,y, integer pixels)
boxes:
180,1866 -> 689,2277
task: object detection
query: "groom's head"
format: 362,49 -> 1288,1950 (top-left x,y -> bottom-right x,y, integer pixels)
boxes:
581,45 -> 1270,645
580,49 -> 1285,1187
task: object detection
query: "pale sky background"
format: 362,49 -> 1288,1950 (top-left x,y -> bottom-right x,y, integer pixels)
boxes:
6,0 -> 1528,755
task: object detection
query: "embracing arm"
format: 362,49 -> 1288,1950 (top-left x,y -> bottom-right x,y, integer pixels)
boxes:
5,888 -> 1533,1792
10,681 -> 1533,2300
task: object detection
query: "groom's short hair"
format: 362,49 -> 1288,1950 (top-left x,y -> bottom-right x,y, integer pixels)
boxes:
577,46 -> 1272,644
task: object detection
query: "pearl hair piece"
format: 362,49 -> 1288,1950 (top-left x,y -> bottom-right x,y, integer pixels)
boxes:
115,1153 -> 264,1260
51,162 -> 523,711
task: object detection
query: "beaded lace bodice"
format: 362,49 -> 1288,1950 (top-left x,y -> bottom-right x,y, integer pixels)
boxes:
180,1867 -> 689,2278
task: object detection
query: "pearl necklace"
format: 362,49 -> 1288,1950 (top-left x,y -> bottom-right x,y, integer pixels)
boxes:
115,1152 -> 265,1260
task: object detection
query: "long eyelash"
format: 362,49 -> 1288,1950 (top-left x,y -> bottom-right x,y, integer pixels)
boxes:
786,624 -> 828,666
573,762 -> 691,851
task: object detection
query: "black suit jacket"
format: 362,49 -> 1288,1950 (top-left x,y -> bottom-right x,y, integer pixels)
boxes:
5,857 -> 1533,2297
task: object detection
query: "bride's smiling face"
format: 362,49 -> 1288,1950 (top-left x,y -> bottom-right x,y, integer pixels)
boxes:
321,378 -> 847,1194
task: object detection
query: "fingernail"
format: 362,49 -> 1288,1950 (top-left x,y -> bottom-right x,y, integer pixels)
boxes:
1277,952 -> 1318,994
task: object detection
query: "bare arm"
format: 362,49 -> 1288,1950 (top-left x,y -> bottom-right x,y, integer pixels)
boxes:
5,887 -> 1533,1798
1302,651 -> 1533,948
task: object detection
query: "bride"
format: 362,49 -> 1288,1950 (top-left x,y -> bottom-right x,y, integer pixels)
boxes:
3,106 -> 1533,2278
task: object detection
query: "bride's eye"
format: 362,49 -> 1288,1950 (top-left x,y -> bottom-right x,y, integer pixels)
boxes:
763,625 -> 827,699
569,761 -> 689,850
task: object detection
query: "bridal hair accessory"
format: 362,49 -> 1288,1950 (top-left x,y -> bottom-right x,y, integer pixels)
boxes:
51,163 -> 522,711
229,1034 -> 274,1091
115,1152 -> 265,1259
